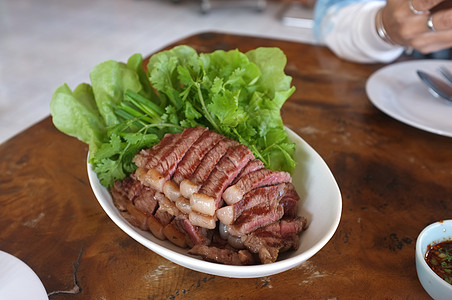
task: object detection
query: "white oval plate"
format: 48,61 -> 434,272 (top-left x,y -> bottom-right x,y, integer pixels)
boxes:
88,128 -> 342,278
0,250 -> 48,300
366,60 -> 452,137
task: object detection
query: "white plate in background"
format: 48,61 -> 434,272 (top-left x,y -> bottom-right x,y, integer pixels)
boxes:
366,60 -> 452,137
88,128 -> 342,278
0,250 -> 48,300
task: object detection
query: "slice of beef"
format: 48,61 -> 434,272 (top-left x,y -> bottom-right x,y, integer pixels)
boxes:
172,130 -> 224,185
133,186 -> 159,217
122,202 -> 148,231
132,131 -> 183,191
127,174 -> 146,201
179,138 -> 239,200
188,244 -> 255,265
231,159 -> 265,185
152,192 -> 180,226
189,138 -> 239,185
173,215 -> 213,247
226,203 -> 284,237
133,132 -> 181,169
153,208 -> 174,226
241,216 -> 308,264
154,126 -> 207,180
279,183 -> 300,218
217,184 -> 288,225
111,177 -> 136,211
197,144 -> 255,209
258,216 -> 308,238
110,127 -> 305,265
222,168 -> 292,205
232,184 -> 288,223
134,127 -> 208,193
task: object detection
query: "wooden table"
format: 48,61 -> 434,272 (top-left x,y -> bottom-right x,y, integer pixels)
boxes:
1,32 -> 451,299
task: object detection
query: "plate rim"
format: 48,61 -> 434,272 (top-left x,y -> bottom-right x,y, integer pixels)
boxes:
366,59 -> 452,138
0,250 -> 48,300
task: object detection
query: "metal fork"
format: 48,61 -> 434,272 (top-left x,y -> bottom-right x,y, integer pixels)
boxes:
438,66 -> 452,86
417,70 -> 452,102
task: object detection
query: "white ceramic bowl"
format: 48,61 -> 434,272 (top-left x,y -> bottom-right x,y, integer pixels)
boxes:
415,219 -> 452,300
88,128 -> 342,278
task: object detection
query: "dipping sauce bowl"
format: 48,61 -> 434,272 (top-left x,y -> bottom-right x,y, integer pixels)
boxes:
416,219 -> 452,300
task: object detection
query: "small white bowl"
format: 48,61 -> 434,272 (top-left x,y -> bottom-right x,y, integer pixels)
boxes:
415,219 -> 452,300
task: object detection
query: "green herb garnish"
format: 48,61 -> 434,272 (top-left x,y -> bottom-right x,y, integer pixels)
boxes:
50,46 -> 296,188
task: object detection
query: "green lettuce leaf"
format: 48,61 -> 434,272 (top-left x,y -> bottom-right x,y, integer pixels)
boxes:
89,59 -> 143,127
50,46 -> 297,188
50,83 -> 106,156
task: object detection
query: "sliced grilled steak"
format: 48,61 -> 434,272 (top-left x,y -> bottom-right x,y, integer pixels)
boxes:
172,130 -> 224,185
109,127 -> 307,266
111,177 -> 136,211
133,186 -> 159,217
231,159 -> 265,185
133,132 -> 181,169
279,183 -> 300,218
226,203 -> 285,237
217,183 -> 288,225
127,175 -> 146,201
154,126 -> 207,181
222,168 -> 291,205
179,138 -> 238,199
197,144 -> 255,209
188,244 -> 255,265
153,193 -> 180,226
153,208 -> 174,226
242,217 -> 308,264
136,127 -> 207,192
188,138 -> 239,185
173,215 -> 213,247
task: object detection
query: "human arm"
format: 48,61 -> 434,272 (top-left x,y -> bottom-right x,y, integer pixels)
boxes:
313,0 -> 452,63
313,0 -> 404,63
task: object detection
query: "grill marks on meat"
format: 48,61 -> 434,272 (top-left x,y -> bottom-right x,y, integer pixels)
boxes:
188,144 -> 254,229
222,168 -> 292,205
217,183 -> 288,226
172,130 -> 224,185
197,145 -> 255,208
242,217 -> 308,264
133,132 -> 181,170
110,127 -> 308,265
226,202 -> 285,237
231,159 -> 264,185
180,138 -> 239,199
154,127 -> 207,181
134,127 -> 207,193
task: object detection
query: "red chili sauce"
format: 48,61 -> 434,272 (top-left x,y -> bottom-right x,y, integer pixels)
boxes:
425,240 -> 452,285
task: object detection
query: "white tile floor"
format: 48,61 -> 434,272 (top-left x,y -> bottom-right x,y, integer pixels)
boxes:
0,0 -> 315,144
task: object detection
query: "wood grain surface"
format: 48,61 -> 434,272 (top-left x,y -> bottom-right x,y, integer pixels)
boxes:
1,32 -> 451,299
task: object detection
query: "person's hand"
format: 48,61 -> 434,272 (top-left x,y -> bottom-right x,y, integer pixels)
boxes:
381,0 -> 452,53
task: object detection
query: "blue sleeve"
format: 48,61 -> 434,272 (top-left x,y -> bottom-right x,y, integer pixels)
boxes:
313,0 -> 374,41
